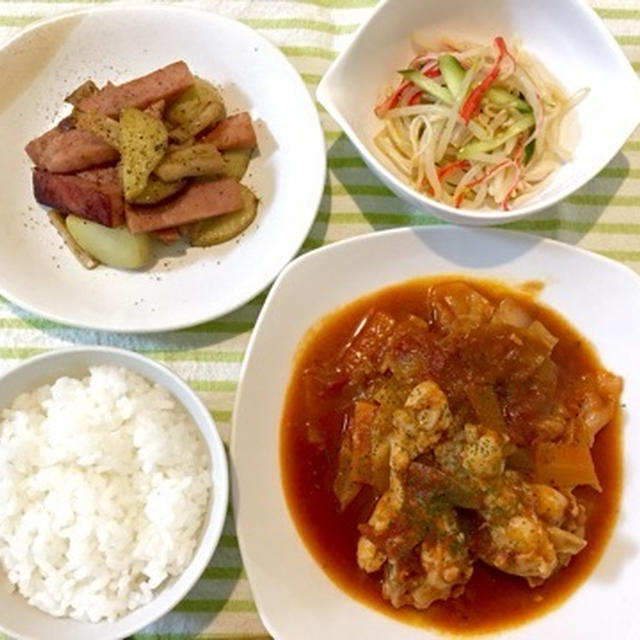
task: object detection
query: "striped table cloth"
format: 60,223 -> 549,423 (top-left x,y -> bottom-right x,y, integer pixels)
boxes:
0,0 -> 638,638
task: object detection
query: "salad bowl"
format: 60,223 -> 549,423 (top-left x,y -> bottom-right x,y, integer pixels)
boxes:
317,0 -> 640,225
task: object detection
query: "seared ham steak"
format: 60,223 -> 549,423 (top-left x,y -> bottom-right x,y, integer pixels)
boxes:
33,168 -> 124,227
25,125 -> 119,173
202,112 -> 257,150
125,178 -> 242,233
76,61 -> 194,117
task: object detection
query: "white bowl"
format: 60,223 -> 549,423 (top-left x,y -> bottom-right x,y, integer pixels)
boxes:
0,347 -> 229,640
0,5 -> 325,332
317,0 -> 640,225
232,226 -> 640,640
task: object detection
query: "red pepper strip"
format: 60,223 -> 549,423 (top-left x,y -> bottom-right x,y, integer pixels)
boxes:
397,84 -> 422,107
409,91 -> 422,105
459,36 -> 508,124
437,160 -> 470,182
453,160 -> 510,208
374,79 -> 411,117
421,62 -> 441,78
408,63 -> 440,105
420,161 -> 468,200
421,182 -> 435,197
452,192 -> 465,208
375,62 -> 441,115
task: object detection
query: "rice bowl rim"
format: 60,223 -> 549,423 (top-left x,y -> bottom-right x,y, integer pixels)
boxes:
0,346 -> 229,640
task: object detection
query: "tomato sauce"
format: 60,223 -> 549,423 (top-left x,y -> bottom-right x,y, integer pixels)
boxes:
280,276 -> 622,634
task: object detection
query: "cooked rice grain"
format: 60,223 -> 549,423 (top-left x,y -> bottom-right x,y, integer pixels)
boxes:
0,365 -> 211,623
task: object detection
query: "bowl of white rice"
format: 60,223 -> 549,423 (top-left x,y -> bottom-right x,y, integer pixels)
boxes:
0,346 -> 229,640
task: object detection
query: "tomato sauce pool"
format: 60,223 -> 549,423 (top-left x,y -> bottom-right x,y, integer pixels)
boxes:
280,276 -> 622,635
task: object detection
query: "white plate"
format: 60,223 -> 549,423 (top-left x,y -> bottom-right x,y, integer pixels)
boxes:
0,5 -> 325,332
232,226 -> 640,640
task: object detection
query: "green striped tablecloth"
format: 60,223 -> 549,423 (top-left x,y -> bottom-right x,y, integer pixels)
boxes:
1,0 -> 639,638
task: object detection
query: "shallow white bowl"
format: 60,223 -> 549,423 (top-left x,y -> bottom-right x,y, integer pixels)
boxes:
0,4 -> 325,332
232,226 -> 640,640
317,0 -> 640,225
0,347 -> 229,640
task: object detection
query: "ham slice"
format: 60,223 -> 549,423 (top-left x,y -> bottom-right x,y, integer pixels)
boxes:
76,61 -> 194,117
144,99 -> 166,119
25,124 -> 119,173
153,227 -> 181,245
125,178 -> 242,233
76,166 -> 121,188
32,167 -> 124,227
201,112 -> 257,150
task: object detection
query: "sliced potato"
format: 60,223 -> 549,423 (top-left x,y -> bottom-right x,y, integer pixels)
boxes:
188,96 -> 225,136
184,184 -> 257,247
164,85 -> 201,128
65,79 -> 98,106
128,174 -> 187,205
73,111 -> 120,149
66,215 -> 151,270
48,211 -> 99,269
154,143 -> 223,182
165,77 -> 225,137
167,126 -> 194,144
120,107 -> 168,201
220,148 -> 253,180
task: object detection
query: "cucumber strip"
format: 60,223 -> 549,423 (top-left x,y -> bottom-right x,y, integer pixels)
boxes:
485,88 -> 532,113
458,113 -> 535,158
523,139 -> 536,165
398,69 -> 453,105
437,54 -> 466,98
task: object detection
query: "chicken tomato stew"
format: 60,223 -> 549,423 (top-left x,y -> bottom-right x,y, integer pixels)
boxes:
280,276 -> 622,633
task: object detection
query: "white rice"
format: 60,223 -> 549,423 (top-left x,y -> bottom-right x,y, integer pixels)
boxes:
0,365 -> 211,623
